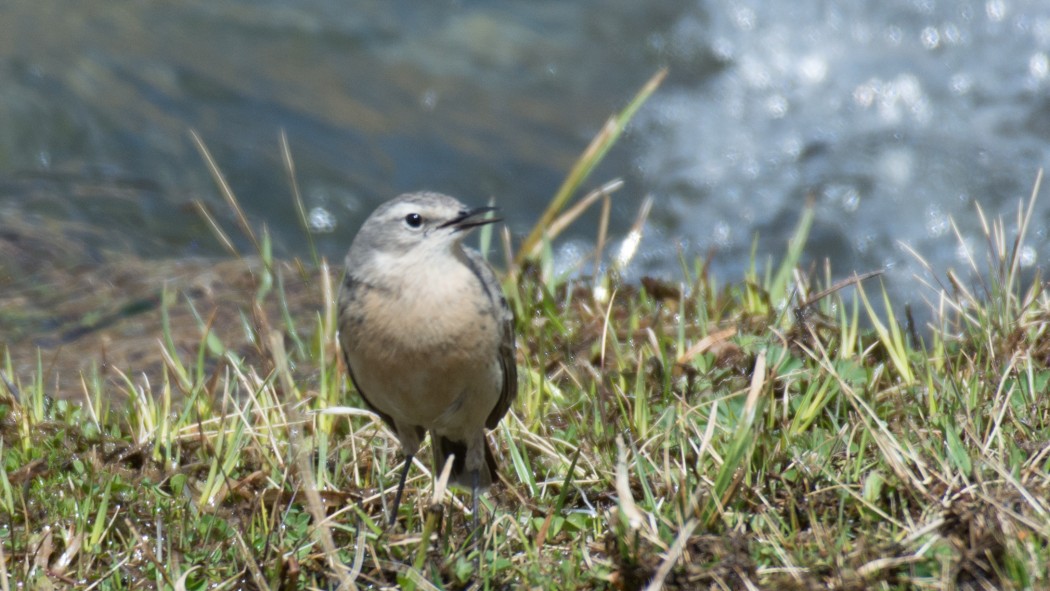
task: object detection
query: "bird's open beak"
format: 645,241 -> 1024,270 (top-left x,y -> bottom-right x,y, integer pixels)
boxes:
438,206 -> 502,232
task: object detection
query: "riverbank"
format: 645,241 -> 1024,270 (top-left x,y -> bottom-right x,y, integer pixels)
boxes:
2,185 -> 1048,588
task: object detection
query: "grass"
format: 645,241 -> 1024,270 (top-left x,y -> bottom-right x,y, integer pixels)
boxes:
3,75 -> 1050,590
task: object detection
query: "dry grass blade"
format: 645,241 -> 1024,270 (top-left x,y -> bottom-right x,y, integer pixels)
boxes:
193,199 -> 239,258
537,178 -> 624,260
321,258 -> 339,352
82,555 -> 132,591
594,190 -> 613,276
190,129 -> 261,255
294,426 -> 360,590
676,327 -> 737,365
614,194 -> 654,273
856,554 -> 925,579
173,566 -> 201,591
431,450 -> 455,504
0,532 -> 8,591
233,525 -> 270,590
682,398 -> 722,518
642,518 -> 699,591
281,129 -> 320,268
599,289 -> 619,369
796,270 -> 883,310
615,434 -> 646,531
1004,167 -> 1042,314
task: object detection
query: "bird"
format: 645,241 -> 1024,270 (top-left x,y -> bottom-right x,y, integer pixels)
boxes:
337,191 -> 517,530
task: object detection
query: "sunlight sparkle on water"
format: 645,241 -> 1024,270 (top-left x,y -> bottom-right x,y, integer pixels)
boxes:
308,206 -> 337,234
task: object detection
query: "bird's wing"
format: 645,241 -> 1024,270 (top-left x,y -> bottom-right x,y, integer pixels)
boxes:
461,247 -> 518,429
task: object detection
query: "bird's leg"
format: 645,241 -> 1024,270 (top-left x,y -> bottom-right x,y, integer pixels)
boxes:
471,468 -> 482,533
390,453 -> 414,527
471,468 -> 482,574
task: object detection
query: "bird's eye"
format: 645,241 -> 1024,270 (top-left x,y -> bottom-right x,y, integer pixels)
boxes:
404,213 -> 423,228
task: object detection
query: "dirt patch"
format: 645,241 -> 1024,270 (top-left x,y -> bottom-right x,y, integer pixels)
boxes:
0,213 -> 325,401
606,530 -> 758,590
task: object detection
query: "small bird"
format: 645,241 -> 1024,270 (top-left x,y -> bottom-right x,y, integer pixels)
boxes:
337,192 -> 517,529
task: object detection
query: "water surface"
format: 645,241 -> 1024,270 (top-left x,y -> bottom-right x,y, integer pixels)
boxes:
2,0 -> 1048,316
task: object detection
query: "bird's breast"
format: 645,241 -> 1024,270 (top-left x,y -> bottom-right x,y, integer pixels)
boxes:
339,256 -> 503,430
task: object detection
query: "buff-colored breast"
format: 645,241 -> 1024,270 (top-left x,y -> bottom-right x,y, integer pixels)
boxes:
340,249 -> 503,438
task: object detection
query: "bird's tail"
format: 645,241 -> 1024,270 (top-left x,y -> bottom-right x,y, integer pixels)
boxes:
432,435 -> 498,489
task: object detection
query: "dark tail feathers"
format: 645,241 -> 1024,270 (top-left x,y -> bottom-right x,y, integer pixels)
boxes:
432,435 -> 498,489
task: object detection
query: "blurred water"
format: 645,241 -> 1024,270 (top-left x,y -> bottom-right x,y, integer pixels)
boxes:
1,0 -> 1048,313
632,0 -> 1050,309
0,0 -> 672,258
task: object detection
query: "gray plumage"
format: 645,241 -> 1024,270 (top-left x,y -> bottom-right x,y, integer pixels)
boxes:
337,192 -> 516,525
